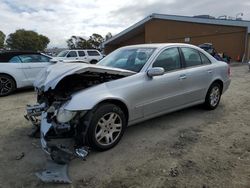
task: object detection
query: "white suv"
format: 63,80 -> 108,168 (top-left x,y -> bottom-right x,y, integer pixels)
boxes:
53,49 -> 103,64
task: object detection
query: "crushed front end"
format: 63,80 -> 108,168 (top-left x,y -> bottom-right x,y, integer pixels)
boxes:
25,63 -> 135,163
26,91 -> 89,164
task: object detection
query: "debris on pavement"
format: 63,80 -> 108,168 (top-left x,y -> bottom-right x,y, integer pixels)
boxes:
15,152 -> 25,160
35,160 -> 72,184
169,167 -> 179,177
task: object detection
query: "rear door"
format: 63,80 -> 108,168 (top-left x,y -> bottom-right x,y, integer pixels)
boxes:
19,54 -> 52,84
180,47 -> 214,103
142,47 -> 188,116
77,50 -> 88,63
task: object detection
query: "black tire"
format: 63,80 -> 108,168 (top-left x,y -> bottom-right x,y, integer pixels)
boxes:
0,74 -> 16,97
85,103 -> 127,151
90,60 -> 98,64
204,82 -> 222,110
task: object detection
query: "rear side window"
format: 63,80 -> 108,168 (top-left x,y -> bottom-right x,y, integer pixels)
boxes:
18,54 -> 50,63
9,56 -> 22,63
153,47 -> 181,72
181,47 -> 202,67
78,51 -> 85,57
87,50 -> 100,56
200,52 -> 211,64
67,51 -> 77,57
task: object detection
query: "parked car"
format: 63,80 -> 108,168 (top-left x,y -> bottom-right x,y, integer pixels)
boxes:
26,43 -> 231,163
0,51 -> 53,96
52,49 -> 103,64
198,43 -> 231,63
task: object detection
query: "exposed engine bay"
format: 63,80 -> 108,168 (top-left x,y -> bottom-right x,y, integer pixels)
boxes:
37,71 -> 127,105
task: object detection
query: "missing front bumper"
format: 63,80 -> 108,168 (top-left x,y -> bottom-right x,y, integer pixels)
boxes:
41,112 -> 89,164
26,105 -> 89,164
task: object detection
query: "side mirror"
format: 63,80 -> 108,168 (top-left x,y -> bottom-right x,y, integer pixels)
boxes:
49,59 -> 58,63
147,67 -> 165,77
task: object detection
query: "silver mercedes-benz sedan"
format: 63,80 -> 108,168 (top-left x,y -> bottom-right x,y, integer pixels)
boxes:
26,43 -> 231,163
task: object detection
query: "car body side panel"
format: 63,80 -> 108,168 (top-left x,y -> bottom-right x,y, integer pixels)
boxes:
63,57 -> 230,125
64,73 -> 146,121
21,62 -> 52,85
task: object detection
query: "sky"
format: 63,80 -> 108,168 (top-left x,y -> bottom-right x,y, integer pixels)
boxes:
0,0 -> 249,48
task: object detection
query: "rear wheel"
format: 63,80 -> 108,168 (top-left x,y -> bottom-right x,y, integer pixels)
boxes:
86,103 -> 126,151
0,74 -> 16,96
204,82 -> 222,110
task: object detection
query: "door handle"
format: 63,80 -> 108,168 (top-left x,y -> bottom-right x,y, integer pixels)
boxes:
179,74 -> 187,80
207,69 -> 213,74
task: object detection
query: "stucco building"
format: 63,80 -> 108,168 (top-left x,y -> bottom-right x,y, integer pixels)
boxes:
103,14 -> 250,61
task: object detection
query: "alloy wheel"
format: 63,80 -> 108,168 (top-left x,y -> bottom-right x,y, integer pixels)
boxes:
209,86 -> 220,107
0,76 -> 14,96
94,112 -> 122,146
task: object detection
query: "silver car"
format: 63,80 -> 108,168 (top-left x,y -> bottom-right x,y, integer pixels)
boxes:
26,43 -> 231,163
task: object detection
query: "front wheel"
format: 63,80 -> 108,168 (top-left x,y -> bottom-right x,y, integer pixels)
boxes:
204,83 -> 222,110
86,103 -> 127,151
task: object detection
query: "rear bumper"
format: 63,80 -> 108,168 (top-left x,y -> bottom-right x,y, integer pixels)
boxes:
223,79 -> 231,94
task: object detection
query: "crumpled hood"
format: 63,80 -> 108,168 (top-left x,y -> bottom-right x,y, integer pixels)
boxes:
34,62 -> 135,92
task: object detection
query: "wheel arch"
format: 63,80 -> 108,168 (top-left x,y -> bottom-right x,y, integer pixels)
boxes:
210,79 -> 224,92
90,59 -> 98,64
95,99 -> 129,123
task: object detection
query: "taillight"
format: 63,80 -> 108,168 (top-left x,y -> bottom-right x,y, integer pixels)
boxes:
228,65 -> 231,77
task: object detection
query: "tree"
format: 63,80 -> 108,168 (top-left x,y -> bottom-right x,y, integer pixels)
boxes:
66,33 -> 110,50
6,29 -> 50,51
88,33 -> 104,49
67,36 -> 92,49
0,31 -> 5,49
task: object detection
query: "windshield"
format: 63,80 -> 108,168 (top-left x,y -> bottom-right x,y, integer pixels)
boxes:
57,50 -> 69,57
97,47 -> 156,72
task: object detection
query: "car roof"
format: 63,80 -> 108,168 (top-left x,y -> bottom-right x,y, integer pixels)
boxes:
68,49 -> 99,51
119,43 -> 202,50
0,51 -> 41,62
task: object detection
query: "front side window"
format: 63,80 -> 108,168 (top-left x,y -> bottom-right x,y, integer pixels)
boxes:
67,51 -> 77,57
97,48 -> 156,72
153,47 -> 181,72
181,47 -> 202,67
87,50 -> 100,56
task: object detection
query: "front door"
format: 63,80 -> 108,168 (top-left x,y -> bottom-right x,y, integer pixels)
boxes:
19,54 -> 52,84
142,47 -> 188,117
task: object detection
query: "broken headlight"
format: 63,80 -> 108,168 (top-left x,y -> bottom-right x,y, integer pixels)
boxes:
56,106 -> 76,123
